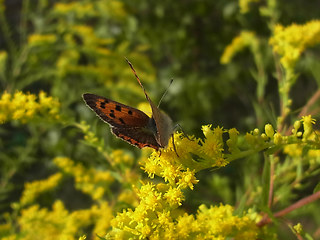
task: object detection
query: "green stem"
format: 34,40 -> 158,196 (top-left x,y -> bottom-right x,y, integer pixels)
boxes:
0,7 -> 16,57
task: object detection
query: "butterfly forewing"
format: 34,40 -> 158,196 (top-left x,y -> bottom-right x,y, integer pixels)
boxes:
83,93 -> 150,128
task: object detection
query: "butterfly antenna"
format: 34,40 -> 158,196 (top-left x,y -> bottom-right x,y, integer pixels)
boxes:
158,79 -> 173,108
125,58 -> 151,102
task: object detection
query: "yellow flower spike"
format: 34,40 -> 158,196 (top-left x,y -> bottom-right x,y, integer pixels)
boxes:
170,132 -> 198,159
221,31 -> 258,64
54,2 -> 96,18
160,163 -> 181,184
157,210 -> 172,227
110,149 -> 134,166
20,173 -> 63,206
118,189 -> 139,207
176,213 -> 196,238
0,91 -> 60,124
270,20 -> 320,72
301,115 -> 315,141
178,168 -> 199,190
53,157 -> 114,200
142,157 -> 160,179
28,34 -> 57,46
137,183 -> 162,211
200,125 -> 225,161
164,187 -> 184,207
265,124 -> 274,138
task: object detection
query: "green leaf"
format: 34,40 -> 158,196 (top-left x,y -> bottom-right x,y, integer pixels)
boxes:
313,182 -> 320,194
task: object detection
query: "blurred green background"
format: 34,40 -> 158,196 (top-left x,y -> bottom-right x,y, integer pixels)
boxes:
1,0 -> 320,239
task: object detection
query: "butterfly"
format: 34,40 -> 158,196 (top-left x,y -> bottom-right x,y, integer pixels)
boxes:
83,59 -> 174,151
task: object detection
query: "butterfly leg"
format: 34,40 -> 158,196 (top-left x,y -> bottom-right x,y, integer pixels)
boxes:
171,134 -> 179,157
174,123 -> 192,141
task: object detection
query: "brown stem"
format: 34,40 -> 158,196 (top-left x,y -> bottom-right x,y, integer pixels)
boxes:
285,89 -> 320,136
298,89 -> 320,118
257,191 -> 320,227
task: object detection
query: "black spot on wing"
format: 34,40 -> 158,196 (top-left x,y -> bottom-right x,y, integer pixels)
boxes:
128,110 -> 133,115
115,105 -> 122,111
109,113 -> 115,118
119,118 -> 125,124
100,102 -> 106,109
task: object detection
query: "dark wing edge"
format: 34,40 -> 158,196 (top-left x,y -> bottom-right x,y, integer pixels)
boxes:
111,127 -> 160,150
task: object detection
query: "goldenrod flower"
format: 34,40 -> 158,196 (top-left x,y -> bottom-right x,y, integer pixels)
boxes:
28,34 -> 57,47
221,31 -> 259,64
0,91 -> 60,124
269,20 -> 320,72
164,187 -> 184,207
54,2 -> 96,18
54,157 -> 114,200
110,149 -> 134,166
136,182 -> 162,211
177,168 -> 199,190
118,189 -> 139,207
283,143 -> 302,157
20,173 -> 63,206
301,115 -> 315,141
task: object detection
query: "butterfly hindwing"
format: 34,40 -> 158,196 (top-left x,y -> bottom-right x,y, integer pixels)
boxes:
111,127 -> 160,150
83,93 -> 150,128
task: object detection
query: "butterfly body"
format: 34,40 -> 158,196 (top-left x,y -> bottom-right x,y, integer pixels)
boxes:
83,87 -> 173,150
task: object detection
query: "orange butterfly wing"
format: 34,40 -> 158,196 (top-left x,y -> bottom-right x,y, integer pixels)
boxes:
83,93 -> 150,128
111,127 -> 160,150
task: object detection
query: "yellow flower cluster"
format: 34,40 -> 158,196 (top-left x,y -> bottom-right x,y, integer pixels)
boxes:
110,149 -> 134,166
283,116 -> 320,161
3,200 -> 113,240
239,0 -> 260,14
55,24 -> 112,78
54,2 -> 96,18
220,31 -> 259,64
108,194 -> 259,239
20,173 -> 63,206
0,91 -> 60,124
143,125 -> 227,186
53,0 -> 126,19
54,157 -> 114,200
28,34 -> 57,47
269,20 -> 320,72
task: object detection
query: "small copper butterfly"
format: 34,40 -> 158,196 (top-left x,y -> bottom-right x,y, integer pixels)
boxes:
83,59 -> 173,150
